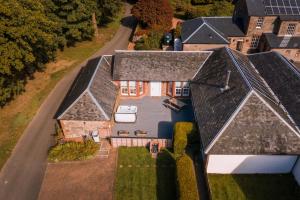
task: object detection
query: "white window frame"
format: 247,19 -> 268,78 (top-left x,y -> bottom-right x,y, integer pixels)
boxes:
139,82 -> 143,95
256,17 -> 264,29
129,81 -> 137,96
120,81 -> 128,96
175,82 -> 182,96
250,35 -> 260,49
182,82 -> 190,97
286,24 -> 296,36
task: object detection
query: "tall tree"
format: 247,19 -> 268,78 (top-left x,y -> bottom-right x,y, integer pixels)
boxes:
132,0 -> 173,31
0,0 -> 60,106
45,0 -> 96,46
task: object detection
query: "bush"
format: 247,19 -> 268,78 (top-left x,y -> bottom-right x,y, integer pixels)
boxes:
176,154 -> 199,200
48,140 -> 99,162
134,31 -> 163,50
173,122 -> 197,156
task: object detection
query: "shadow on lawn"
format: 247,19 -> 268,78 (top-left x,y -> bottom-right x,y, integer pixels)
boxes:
232,174 -> 300,200
156,149 -> 177,200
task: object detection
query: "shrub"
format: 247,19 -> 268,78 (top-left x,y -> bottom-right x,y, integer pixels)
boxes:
134,31 -> 163,50
48,140 -> 99,162
176,154 -> 199,200
173,122 -> 197,156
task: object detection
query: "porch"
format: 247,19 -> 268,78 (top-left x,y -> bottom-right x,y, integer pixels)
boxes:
111,96 -> 194,147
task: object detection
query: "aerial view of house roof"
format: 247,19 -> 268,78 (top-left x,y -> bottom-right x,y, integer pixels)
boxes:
263,33 -> 300,49
244,0 -> 300,16
191,47 -> 300,154
56,56 -> 118,121
181,17 -> 244,44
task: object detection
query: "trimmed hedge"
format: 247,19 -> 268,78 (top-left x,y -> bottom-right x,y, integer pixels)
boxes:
176,154 -> 199,200
48,140 -> 99,162
173,122 -> 197,156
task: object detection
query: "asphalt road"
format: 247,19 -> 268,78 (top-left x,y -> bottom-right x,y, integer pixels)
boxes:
0,3 -> 136,200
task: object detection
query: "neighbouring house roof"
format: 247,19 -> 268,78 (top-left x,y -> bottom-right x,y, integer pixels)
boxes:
181,17 -> 245,44
191,47 -> 300,154
56,56 -> 118,121
279,15 -> 300,21
263,33 -> 300,49
244,0 -> 300,16
112,51 -> 212,81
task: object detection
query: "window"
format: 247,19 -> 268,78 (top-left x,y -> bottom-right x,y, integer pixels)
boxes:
129,81 -> 136,96
287,24 -> 296,35
250,35 -> 260,49
256,17 -> 264,29
175,82 -> 182,96
139,82 -> 143,95
182,82 -> 190,96
120,81 -> 128,96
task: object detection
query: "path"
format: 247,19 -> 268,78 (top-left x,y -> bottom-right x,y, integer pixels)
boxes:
0,3 -> 136,200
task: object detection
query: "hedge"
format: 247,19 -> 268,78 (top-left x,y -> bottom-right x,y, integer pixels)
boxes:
176,154 -> 199,200
48,140 -> 99,162
173,122 -> 197,156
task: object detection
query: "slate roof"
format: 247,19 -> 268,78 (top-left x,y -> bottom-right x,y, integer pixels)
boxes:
181,17 -> 244,44
57,56 -> 118,121
191,47 -> 300,154
113,51 -> 211,81
279,15 -> 300,21
264,33 -> 300,49
244,0 -> 265,16
248,51 -> 300,130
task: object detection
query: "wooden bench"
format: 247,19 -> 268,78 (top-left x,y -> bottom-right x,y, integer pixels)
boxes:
118,130 -> 129,136
135,130 -> 148,137
163,98 -> 187,112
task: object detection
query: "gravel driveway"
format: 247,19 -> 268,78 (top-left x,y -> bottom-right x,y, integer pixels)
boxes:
38,148 -> 117,200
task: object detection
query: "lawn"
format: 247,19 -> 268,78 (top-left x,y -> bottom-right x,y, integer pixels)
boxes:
114,147 -> 177,200
170,0 -> 234,19
208,174 -> 300,200
0,4 -> 125,169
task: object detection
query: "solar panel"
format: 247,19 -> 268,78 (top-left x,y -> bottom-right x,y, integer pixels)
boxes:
263,0 -> 300,15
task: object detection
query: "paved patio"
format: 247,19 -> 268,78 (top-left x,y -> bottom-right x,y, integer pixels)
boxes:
112,97 -> 194,139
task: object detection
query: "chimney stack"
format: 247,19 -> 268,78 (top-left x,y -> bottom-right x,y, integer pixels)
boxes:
221,70 -> 231,92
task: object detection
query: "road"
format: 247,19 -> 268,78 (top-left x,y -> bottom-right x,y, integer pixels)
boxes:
0,3 -> 136,200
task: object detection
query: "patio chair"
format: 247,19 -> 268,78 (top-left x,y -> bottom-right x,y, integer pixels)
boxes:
118,130 -> 129,136
135,130 -> 147,136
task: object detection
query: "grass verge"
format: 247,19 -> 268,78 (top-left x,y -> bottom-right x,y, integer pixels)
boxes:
114,147 -> 177,200
208,174 -> 300,200
0,4 -> 125,169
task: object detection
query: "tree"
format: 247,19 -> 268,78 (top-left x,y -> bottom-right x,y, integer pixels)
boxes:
132,0 -> 173,31
96,0 -> 121,25
0,0 -> 60,106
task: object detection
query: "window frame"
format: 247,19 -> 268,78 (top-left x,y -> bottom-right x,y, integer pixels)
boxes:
139,82 -> 143,95
286,23 -> 296,35
250,35 -> 260,49
256,17 -> 264,29
120,81 -> 128,96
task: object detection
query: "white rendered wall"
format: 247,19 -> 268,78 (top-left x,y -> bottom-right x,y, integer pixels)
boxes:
207,155 -> 297,174
292,157 -> 300,185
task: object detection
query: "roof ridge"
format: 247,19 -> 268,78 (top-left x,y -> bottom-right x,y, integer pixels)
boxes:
253,91 -> 300,137
87,89 -> 109,120
226,48 -> 281,105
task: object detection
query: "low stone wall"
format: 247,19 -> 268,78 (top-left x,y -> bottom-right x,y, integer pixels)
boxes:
111,137 -> 172,148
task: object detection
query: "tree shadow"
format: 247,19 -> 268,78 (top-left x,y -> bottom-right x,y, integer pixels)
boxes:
156,149 -> 177,200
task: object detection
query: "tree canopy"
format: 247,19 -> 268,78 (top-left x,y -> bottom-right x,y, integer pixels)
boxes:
0,0 -> 121,106
132,0 -> 173,31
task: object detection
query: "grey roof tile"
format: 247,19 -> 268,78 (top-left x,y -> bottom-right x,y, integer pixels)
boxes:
113,51 -> 211,81
263,33 -> 300,49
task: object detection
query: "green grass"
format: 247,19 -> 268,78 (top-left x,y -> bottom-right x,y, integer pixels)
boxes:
48,140 -> 99,162
114,147 -> 177,200
0,4 -> 125,169
208,174 -> 300,200
170,0 -> 234,19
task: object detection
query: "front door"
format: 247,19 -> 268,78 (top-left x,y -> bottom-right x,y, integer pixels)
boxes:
150,82 -> 162,96
236,41 -> 243,51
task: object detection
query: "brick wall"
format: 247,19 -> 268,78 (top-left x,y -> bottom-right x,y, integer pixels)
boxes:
60,120 -> 112,140
183,44 -> 227,51
271,49 -> 300,62
278,21 -> 300,36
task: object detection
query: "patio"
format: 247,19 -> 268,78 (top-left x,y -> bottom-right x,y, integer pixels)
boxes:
112,97 -> 194,139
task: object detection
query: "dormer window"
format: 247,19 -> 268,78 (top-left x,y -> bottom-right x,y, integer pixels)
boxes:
286,24 -> 296,35
256,17 -> 264,29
